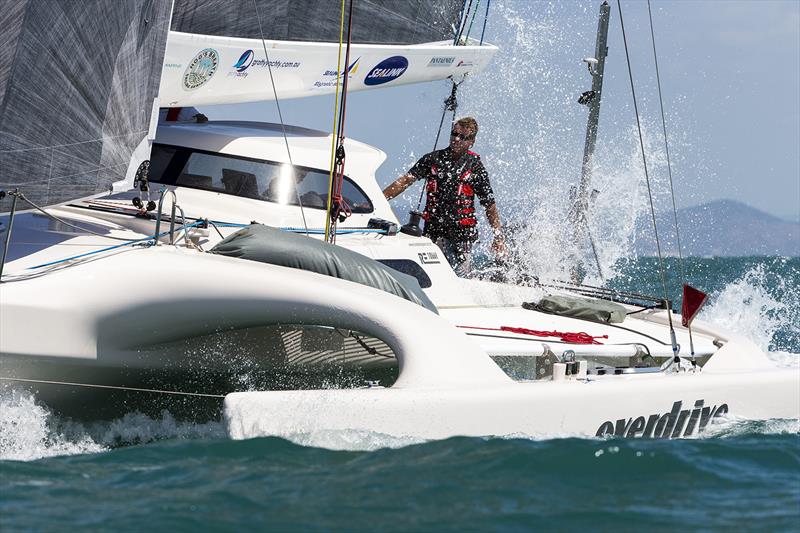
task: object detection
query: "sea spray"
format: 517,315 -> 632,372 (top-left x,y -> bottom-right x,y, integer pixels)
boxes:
0,385 -> 225,461
700,259 -> 800,366
0,386 -> 104,461
454,1 -> 696,284
607,257 -> 799,364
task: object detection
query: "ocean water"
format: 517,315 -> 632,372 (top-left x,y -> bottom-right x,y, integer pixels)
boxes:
1,256 -> 798,531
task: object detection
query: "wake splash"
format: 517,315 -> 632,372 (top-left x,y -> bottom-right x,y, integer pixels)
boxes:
0,387 -> 104,461
0,385 -> 224,462
700,260 -> 800,366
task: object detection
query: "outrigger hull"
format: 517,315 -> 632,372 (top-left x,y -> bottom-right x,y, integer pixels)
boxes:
225,366 -> 799,441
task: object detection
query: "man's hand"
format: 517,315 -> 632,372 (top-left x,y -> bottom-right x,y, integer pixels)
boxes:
492,233 -> 507,259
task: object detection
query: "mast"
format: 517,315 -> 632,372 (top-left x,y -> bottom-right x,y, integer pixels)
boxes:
571,1 -> 611,280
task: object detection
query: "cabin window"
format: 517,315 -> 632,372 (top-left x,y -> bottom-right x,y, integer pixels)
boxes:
377,259 -> 432,288
148,144 -> 373,213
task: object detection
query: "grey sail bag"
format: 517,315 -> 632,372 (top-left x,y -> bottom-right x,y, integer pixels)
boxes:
525,295 -> 627,324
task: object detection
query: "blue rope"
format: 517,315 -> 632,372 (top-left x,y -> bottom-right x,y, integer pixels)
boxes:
209,221 -> 386,235
281,227 -> 387,235
27,222 -> 386,270
209,222 -> 248,228
28,222 -> 204,270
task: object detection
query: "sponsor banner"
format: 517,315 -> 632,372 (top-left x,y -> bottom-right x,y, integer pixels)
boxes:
312,57 -> 361,89
159,33 -> 498,106
228,49 -> 301,78
427,56 -> 455,67
183,48 -> 219,90
364,56 -> 408,86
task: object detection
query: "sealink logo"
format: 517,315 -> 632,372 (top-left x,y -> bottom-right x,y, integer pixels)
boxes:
234,49 -> 255,72
595,399 -> 729,439
364,56 -> 408,86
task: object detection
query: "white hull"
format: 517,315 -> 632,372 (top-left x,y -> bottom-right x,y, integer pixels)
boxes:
226,366 -> 799,441
2,119 -> 797,438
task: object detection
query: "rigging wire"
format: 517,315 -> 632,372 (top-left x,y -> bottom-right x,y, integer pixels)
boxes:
414,78 -> 463,212
454,0 -> 474,45
465,0 -> 482,41
616,0 -> 670,303
479,0 -> 491,45
251,0 -> 309,236
325,0 -> 356,244
617,0 -> 681,365
647,0 -> 685,282
0,376 -> 226,399
14,192 -> 145,242
324,0 -> 348,243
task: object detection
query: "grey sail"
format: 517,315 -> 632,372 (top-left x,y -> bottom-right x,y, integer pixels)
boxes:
170,0 -> 462,45
0,0 -> 172,213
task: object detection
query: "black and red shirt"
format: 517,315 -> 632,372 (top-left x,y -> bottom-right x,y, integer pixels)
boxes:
408,147 -> 495,243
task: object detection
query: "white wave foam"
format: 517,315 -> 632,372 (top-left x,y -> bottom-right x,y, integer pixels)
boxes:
0,387 -> 105,461
700,262 -> 800,366
0,385 -> 225,462
281,429 -> 425,451
700,414 -> 800,439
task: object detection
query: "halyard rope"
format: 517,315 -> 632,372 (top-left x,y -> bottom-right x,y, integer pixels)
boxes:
251,0 -> 310,236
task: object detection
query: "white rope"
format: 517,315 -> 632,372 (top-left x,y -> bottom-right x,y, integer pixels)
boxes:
0,376 -> 225,398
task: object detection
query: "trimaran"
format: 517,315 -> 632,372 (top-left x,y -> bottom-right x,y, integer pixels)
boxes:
0,0 -> 796,441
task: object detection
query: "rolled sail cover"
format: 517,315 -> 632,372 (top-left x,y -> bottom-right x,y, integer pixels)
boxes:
170,0 -> 462,44
210,224 -> 438,314
0,0 -> 171,213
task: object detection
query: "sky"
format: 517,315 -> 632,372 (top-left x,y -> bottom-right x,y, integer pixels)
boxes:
204,0 -> 800,223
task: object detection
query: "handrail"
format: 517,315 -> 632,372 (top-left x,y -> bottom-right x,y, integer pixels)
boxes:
154,188 -> 182,245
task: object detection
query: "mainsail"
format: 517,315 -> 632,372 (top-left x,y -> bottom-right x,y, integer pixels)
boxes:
0,0 -> 494,212
0,0 -> 172,213
171,0 -> 462,44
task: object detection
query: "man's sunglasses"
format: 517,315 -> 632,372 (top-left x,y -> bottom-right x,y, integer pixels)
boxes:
450,130 -> 475,141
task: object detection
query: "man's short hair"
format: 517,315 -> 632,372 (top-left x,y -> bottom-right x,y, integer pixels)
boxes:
455,117 -> 478,136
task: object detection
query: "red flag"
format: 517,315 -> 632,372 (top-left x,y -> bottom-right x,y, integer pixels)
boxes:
681,284 -> 708,327
165,107 -> 183,121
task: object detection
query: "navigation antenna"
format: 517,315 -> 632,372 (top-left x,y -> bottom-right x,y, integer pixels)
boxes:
570,1 -> 611,283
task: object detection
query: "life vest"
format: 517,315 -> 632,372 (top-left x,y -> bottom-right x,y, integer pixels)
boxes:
422,151 -> 480,233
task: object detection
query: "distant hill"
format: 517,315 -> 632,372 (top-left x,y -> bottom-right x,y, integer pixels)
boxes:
633,199 -> 799,256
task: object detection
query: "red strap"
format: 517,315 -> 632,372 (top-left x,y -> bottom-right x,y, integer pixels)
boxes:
458,325 -> 608,345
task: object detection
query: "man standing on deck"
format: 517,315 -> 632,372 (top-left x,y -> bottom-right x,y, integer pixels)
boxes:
383,117 -> 506,276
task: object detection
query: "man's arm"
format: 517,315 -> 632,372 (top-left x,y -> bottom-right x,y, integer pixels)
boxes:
383,173 -> 417,200
485,202 -> 507,257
